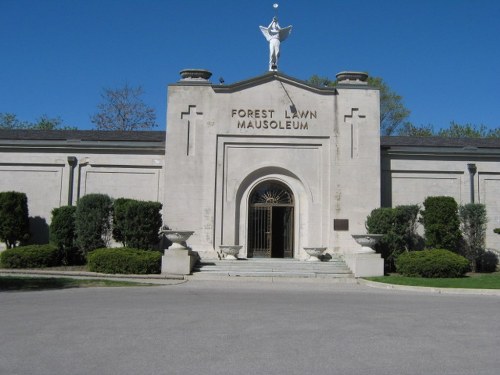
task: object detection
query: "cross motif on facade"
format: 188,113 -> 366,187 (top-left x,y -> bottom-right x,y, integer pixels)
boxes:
180,105 -> 203,156
344,108 -> 365,159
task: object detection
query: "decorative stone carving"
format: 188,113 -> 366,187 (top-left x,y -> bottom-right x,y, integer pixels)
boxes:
352,234 -> 383,254
219,245 -> 242,260
259,15 -> 292,71
179,69 -> 212,82
303,247 -> 327,262
336,71 -> 368,85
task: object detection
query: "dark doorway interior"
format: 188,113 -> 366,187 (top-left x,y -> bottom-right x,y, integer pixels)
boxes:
271,206 -> 293,258
248,181 -> 294,258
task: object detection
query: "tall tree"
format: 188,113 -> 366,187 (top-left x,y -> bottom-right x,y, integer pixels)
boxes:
397,123 -> 434,137
0,113 -> 76,130
31,115 -> 77,130
308,75 -> 333,88
0,113 -> 28,129
369,76 -> 411,136
307,75 -> 411,135
398,121 -> 500,138
437,122 -> 499,138
91,84 -> 158,131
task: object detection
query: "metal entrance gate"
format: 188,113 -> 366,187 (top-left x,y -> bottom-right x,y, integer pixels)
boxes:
248,181 -> 294,258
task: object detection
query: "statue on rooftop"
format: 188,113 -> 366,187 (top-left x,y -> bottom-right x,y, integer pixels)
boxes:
259,15 -> 292,71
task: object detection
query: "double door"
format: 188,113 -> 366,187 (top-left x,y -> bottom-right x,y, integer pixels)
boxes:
248,205 -> 294,258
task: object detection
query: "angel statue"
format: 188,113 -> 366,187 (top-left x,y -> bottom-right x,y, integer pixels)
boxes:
259,17 -> 292,71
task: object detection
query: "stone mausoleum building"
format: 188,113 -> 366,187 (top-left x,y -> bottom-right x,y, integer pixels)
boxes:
1,70 -> 500,276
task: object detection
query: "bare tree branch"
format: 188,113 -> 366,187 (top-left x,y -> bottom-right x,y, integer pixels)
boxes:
91,84 -> 158,131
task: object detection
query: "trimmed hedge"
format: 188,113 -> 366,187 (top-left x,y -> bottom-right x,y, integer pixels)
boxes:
0,244 -> 60,268
0,191 -> 30,248
75,194 -> 113,255
477,251 -> 498,273
50,205 -> 83,265
459,203 -> 487,271
112,199 -> 162,250
421,196 -> 461,252
366,204 -> 421,271
396,249 -> 469,278
87,248 -> 162,274
111,198 -> 133,245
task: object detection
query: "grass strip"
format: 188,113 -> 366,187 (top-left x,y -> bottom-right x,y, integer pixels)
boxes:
0,276 -> 154,291
365,273 -> 500,289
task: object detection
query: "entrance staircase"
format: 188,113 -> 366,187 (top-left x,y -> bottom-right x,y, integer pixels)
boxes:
191,256 -> 355,280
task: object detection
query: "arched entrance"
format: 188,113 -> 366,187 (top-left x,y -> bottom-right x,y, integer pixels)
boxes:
247,181 -> 294,258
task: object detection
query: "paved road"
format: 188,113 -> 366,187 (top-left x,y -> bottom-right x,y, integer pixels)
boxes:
1,280 -> 499,375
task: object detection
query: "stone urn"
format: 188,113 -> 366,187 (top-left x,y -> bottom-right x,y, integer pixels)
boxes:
219,245 -> 242,260
303,247 -> 327,262
160,230 -> 196,275
161,230 -> 194,250
352,234 -> 383,254
179,69 -> 212,81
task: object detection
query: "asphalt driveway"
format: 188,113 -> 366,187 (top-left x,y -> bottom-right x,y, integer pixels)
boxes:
1,280 -> 499,375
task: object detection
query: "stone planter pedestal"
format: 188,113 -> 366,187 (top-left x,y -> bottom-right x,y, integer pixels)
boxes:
303,247 -> 327,262
161,230 -> 196,275
344,234 -> 385,277
219,245 -> 242,260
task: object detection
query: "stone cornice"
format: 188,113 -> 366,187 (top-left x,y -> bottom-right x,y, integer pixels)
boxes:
0,130 -> 165,154
210,71 -> 337,95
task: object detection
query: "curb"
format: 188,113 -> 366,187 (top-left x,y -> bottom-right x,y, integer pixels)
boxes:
0,269 -> 185,282
358,278 -> 500,296
3,269 -> 500,295
186,273 -> 358,283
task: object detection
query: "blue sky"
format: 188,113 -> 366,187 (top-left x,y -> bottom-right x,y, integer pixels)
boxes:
1,0 -> 499,131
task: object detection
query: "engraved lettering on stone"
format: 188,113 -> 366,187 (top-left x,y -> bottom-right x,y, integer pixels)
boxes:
231,108 -> 315,131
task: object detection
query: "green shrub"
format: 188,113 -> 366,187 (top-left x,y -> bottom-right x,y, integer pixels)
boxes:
459,203 -> 487,271
396,249 -> 469,278
0,244 -> 60,268
421,196 -> 461,252
477,251 -> 498,273
112,199 -> 162,250
87,248 -> 162,274
75,194 -> 112,255
50,206 -> 84,265
0,191 -> 30,248
112,198 -> 133,245
366,204 -> 421,271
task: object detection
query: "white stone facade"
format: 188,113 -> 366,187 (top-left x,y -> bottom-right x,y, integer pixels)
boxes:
0,131 -> 165,246
1,71 -> 500,272
164,71 -> 380,260
381,137 -> 500,252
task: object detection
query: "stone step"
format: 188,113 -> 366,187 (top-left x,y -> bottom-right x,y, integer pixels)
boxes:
193,272 -> 354,279
192,257 -> 354,279
194,266 -> 351,273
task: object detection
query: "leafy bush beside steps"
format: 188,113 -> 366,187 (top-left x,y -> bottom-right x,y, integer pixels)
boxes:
87,248 -> 162,274
396,249 -> 470,278
0,244 -> 60,268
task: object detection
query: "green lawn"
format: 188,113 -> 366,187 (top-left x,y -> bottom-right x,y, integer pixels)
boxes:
0,276 -> 154,291
365,272 -> 500,289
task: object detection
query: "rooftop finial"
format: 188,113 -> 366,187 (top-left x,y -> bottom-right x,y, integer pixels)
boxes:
259,4 -> 292,72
